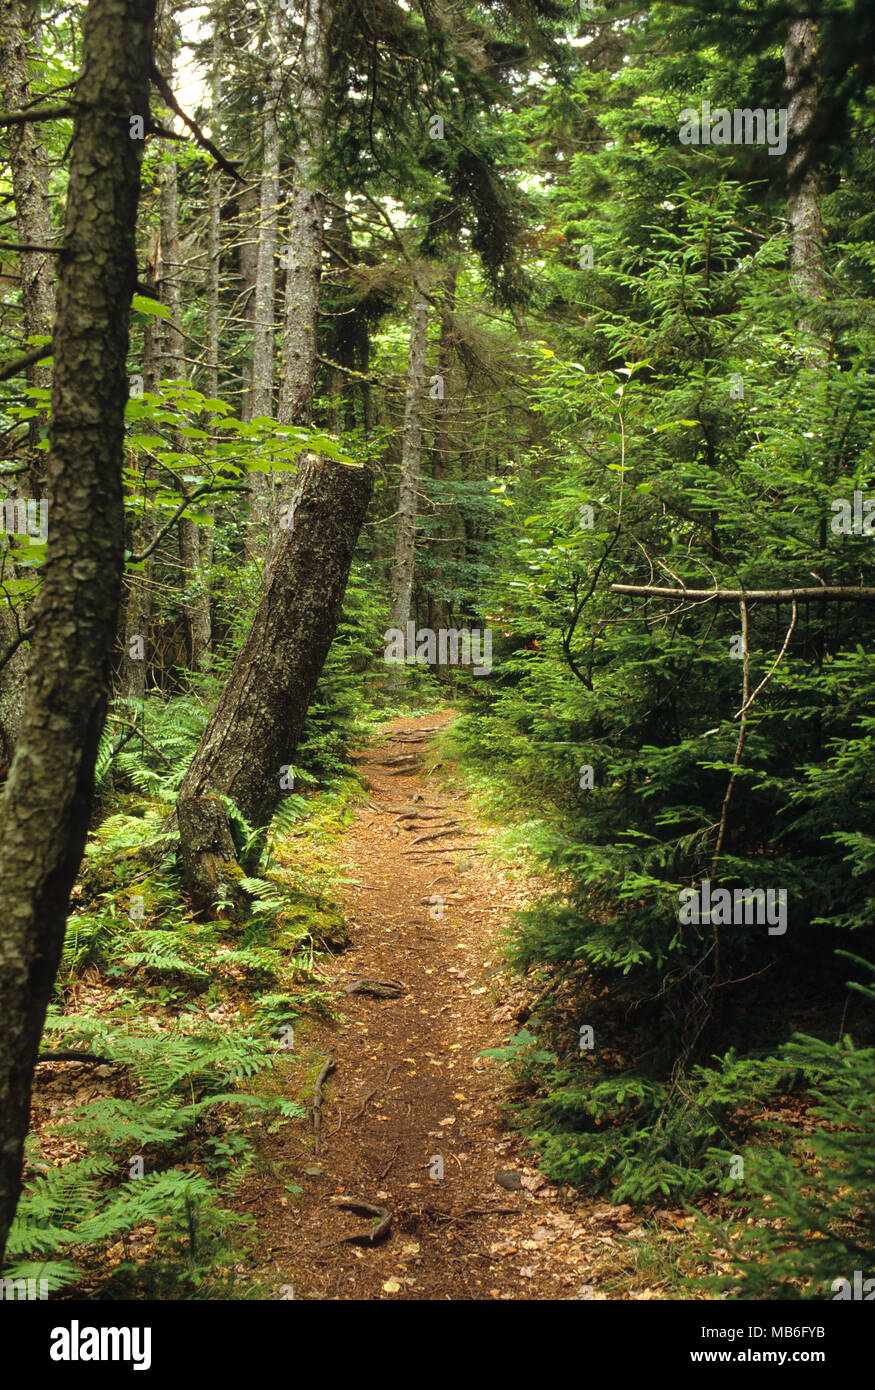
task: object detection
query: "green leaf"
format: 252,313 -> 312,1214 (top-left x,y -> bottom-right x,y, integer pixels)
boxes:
131,295 -> 171,319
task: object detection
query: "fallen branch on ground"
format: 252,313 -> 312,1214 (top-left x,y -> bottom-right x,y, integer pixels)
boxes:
377,1145 -> 400,1180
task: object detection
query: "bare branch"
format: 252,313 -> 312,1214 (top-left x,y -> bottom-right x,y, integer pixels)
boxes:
149,65 -> 244,184
0,240 -> 62,254
0,345 -> 52,382
734,601 -> 798,719
0,104 -> 75,127
104,714 -> 173,768
0,624 -> 33,672
612,583 -> 875,603
127,484 -> 248,564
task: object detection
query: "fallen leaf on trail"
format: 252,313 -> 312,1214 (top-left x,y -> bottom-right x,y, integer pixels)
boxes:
382,1279 -> 401,1293
521,1174 -> 547,1192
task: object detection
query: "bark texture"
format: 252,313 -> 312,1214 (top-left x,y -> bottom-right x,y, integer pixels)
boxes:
197,28 -> 223,638
0,0 -> 56,758
176,455 -> 373,908
250,14 -> 282,420
247,5 -> 283,550
205,30 -> 222,404
269,0 -> 334,555
179,513 -> 212,672
427,264 -> 458,669
388,268 -> 432,630
161,148 -> 212,671
0,0 -> 155,1266
783,9 -> 827,335
325,202 -> 357,434
276,0 -> 332,431
236,180 -> 259,420
120,233 -> 160,703
0,0 -> 55,405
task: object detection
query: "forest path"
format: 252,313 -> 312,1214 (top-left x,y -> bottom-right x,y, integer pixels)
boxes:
241,711 -> 616,1300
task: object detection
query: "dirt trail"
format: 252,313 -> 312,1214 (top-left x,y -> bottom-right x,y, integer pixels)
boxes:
241,711 -> 613,1300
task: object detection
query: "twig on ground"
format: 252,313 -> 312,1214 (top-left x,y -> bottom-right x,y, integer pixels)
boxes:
377,1144 -> 400,1180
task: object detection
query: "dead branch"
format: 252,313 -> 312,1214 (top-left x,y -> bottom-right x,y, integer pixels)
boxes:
377,1145 -> 400,1180
0,345 -> 52,382
0,239 -> 63,254
734,600 -> 798,718
612,583 -> 875,603
149,65 -> 244,184
0,103 -> 75,126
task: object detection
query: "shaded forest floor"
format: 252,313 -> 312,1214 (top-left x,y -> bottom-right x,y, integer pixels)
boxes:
235,712 -> 702,1300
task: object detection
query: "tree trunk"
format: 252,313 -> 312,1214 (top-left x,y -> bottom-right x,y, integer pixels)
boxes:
176,455 -> 373,908
236,179 -> 259,420
388,267 -> 432,632
179,516 -> 212,672
783,7 -> 827,340
0,0 -> 155,1268
427,264 -> 458,669
120,232 -> 161,703
0,600 -> 28,767
195,26 -> 223,651
0,0 -> 57,759
272,0 -> 334,552
205,30 -> 222,404
0,0 -> 55,410
325,200 -> 356,433
277,0 -> 332,428
160,150 -> 212,672
247,5 -> 283,554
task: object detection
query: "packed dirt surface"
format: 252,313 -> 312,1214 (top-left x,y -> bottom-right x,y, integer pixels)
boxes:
238,712 -> 650,1300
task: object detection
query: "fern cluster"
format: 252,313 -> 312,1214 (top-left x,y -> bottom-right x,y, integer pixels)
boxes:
9,699 -> 354,1294
6,1011 -> 304,1295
